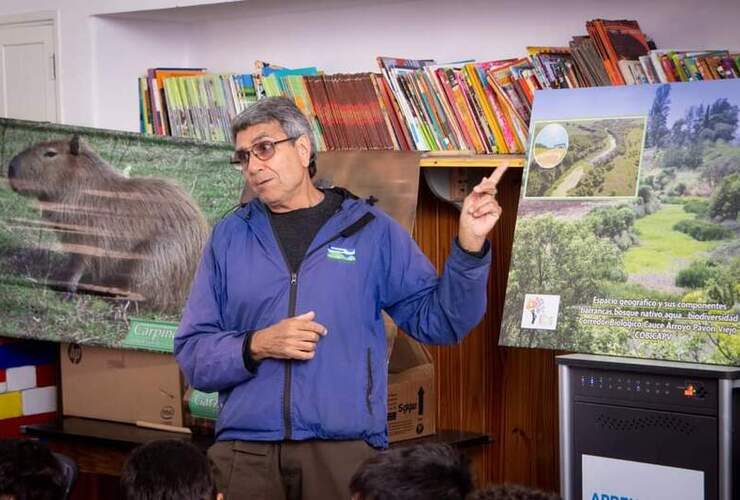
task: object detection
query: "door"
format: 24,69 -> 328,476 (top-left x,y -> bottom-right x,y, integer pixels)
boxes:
0,17 -> 58,122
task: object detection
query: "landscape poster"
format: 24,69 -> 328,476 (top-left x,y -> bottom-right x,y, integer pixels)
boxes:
500,80 -> 740,366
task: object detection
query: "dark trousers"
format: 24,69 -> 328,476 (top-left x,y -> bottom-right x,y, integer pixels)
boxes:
208,440 -> 377,500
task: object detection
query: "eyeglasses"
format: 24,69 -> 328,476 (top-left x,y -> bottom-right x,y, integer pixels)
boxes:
230,137 -> 296,169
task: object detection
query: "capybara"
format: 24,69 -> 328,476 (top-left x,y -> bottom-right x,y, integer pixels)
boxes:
7,135 -> 209,312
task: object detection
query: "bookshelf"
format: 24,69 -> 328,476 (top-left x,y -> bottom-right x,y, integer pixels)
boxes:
138,65 -> 528,160
137,66 -> 530,171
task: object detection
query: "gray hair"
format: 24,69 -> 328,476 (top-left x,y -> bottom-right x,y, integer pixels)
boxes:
231,96 -> 317,177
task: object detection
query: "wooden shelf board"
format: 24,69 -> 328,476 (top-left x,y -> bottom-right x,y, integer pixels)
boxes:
419,154 -> 525,168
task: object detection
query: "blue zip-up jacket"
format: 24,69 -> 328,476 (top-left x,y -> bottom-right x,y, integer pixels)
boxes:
174,190 -> 491,448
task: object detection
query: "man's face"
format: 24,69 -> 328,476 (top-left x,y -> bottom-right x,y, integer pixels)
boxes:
235,120 -> 312,213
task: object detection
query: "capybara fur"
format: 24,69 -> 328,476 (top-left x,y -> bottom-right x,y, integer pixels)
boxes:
7,135 -> 208,312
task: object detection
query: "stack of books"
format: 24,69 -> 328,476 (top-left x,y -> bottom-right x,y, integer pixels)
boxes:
640,50 -> 739,83
139,68 -> 257,142
376,57 -> 527,154
586,19 -> 653,85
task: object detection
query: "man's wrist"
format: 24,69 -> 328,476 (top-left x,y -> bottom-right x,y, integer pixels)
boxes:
455,237 -> 490,258
242,331 -> 263,373
249,330 -> 267,361
457,233 -> 486,254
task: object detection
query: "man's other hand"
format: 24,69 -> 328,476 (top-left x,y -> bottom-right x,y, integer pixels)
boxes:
251,311 -> 328,361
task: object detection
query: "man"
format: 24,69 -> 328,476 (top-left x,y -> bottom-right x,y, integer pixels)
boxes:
349,443 -> 473,500
121,439 -> 222,500
175,96 -> 506,500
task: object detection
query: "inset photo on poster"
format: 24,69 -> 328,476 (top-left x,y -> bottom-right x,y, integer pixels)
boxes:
520,294 -> 560,330
524,116 -> 646,199
532,123 -> 569,169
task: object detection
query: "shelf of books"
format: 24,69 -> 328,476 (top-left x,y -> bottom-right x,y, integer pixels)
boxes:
137,18 -> 739,168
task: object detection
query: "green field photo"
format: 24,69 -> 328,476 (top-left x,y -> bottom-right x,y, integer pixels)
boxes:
525,117 -> 646,199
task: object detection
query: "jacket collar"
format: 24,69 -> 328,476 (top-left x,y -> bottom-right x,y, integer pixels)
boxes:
233,187 -> 373,251
234,186 -> 365,223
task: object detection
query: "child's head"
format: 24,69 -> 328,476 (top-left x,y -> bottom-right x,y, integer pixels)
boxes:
0,439 -> 65,500
350,443 -> 473,500
121,439 -> 220,500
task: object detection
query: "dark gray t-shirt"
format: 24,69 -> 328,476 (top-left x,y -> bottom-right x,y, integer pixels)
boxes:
269,189 -> 343,273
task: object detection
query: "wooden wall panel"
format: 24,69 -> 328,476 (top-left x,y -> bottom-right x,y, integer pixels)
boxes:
413,168 -> 560,493
70,473 -> 121,500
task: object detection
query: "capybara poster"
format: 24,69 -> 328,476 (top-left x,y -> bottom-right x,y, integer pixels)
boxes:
0,118 -> 239,349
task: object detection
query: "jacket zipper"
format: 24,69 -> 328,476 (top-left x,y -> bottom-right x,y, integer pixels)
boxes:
268,206 -> 372,440
366,348 -> 374,416
284,272 -> 297,439
267,213 -> 297,440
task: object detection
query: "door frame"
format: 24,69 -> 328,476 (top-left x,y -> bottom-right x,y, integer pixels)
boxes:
0,10 -> 61,122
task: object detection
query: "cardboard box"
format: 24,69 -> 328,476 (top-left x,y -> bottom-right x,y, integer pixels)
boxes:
60,343 -> 184,428
386,332 -> 436,443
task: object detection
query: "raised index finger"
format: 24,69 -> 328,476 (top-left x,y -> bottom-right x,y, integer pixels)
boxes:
474,166 -> 509,195
486,165 -> 509,186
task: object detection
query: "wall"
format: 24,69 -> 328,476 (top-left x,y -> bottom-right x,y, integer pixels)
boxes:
1,0 -> 738,130
0,0 -> 235,126
192,0 -> 740,72
107,0 -> 740,131
91,17 -> 191,129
